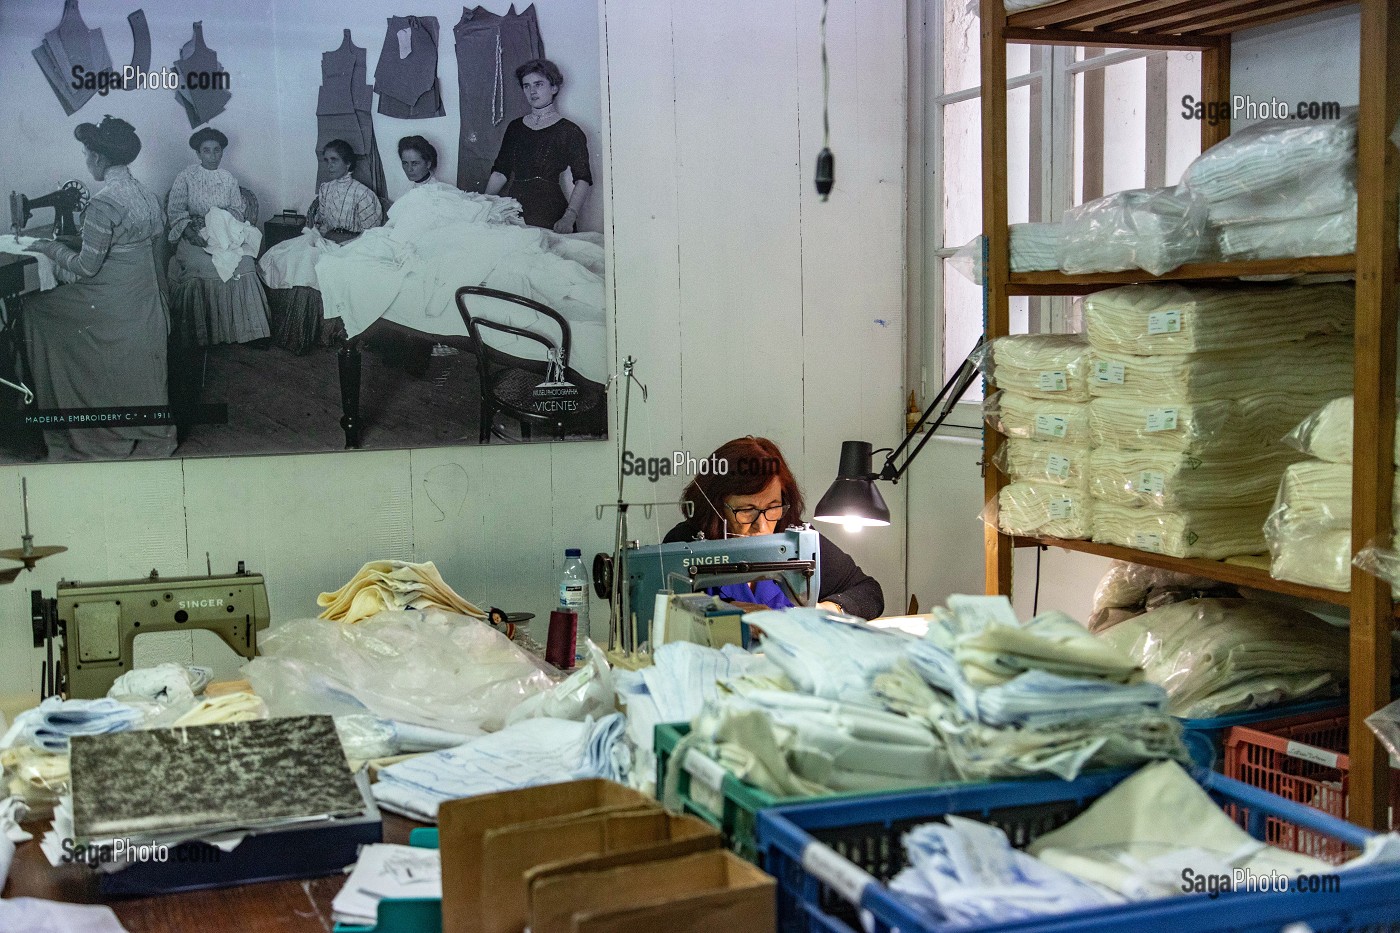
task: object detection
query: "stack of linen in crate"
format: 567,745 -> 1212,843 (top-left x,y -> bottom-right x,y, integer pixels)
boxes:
1267,395 -> 1400,592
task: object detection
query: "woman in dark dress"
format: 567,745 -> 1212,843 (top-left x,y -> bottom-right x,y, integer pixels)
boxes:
484,58 -> 592,232
663,436 -> 885,619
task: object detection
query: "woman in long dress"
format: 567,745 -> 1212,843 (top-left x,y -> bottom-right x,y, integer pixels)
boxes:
166,127 -> 271,346
23,117 -> 176,461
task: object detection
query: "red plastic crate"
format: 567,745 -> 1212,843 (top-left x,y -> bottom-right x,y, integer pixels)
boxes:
1223,711 -> 1399,864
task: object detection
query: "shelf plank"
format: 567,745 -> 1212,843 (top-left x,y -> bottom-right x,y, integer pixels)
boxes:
1013,535 -> 1400,616
1006,0 -> 1353,37
1005,254 -> 1356,294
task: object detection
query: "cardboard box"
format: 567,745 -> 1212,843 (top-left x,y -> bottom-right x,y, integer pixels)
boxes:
529,849 -> 775,933
437,779 -> 657,933
481,809 -> 720,933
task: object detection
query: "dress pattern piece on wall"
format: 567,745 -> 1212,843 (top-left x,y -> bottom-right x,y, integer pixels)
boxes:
374,15 -> 446,119
454,5 -> 544,193
32,0 -> 112,116
173,22 -> 231,128
317,30 -> 388,199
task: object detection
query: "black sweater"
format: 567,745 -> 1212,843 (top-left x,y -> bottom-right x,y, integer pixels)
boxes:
662,521 -> 885,620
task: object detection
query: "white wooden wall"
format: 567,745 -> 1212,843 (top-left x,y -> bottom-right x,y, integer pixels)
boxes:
0,0 -> 908,707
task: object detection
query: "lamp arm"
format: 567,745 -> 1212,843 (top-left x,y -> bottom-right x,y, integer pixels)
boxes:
879,337 -> 988,483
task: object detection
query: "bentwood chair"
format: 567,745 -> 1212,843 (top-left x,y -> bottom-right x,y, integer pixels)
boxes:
453,285 -> 605,444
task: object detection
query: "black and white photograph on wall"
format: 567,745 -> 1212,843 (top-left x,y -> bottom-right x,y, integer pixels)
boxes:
0,0 -> 607,464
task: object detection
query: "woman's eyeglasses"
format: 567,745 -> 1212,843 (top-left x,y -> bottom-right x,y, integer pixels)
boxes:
726,500 -> 787,524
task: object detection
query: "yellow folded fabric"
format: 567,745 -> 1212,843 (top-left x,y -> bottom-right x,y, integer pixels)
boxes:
318,559 -> 485,623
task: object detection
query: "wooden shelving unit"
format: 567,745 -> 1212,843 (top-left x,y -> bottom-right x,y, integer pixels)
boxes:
979,0 -> 1400,828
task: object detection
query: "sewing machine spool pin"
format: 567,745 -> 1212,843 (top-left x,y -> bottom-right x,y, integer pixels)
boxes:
0,477 -> 67,580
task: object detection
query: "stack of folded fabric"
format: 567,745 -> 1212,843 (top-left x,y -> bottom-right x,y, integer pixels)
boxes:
1180,109 -> 1360,261
317,559 -> 485,623
1010,222 -> 1061,272
1086,560 -> 1238,634
1056,186 -> 1213,276
986,335 -> 1096,539
1267,400 -> 1400,591
1097,598 -> 1349,717
1080,282 -> 1354,558
883,595 -> 1184,781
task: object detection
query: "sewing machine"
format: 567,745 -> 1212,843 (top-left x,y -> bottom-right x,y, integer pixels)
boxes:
9,181 -> 88,238
600,527 -> 821,647
30,563 -> 270,699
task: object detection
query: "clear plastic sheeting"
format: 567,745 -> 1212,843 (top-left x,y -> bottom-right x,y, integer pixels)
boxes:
243,610 -> 554,735
1218,203 -> 1358,261
1057,186 -> 1213,276
1088,560 -> 1237,635
1091,500 -> 1270,560
1265,461 -> 1400,592
987,333 -> 1093,401
1181,109 -> 1358,222
1354,541 -> 1400,598
948,223 -> 1062,285
1083,283 -> 1354,355
1096,598 -> 1350,718
1285,396 -> 1400,465
1086,338 -> 1353,403
994,438 -> 1091,487
994,482 -> 1093,540
1088,446 -> 1299,510
984,390 -> 1092,446
1364,697 -> 1400,769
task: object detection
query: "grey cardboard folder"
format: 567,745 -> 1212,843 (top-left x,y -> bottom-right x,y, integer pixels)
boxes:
530,848 -> 776,933
436,779 -> 716,933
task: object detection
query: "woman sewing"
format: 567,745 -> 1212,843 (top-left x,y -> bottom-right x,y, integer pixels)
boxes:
483,59 -> 592,232
166,127 -> 271,346
22,116 -> 176,461
663,436 -> 885,619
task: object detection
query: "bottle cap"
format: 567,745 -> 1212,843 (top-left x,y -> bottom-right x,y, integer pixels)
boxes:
565,547 -> 581,557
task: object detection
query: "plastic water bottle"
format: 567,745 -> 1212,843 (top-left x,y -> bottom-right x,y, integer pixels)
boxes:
559,548 -> 590,663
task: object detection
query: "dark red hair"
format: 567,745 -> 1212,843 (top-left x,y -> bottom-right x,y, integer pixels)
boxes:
680,436 -> 804,539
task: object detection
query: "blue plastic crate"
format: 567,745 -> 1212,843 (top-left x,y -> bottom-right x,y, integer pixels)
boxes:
333,828 -> 442,933
756,766 -> 1400,933
1179,698 -> 1343,769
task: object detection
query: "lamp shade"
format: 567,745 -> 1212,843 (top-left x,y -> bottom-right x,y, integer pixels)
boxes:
814,441 -> 891,529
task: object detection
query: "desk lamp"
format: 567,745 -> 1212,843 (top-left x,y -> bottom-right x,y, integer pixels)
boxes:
814,338 -> 987,531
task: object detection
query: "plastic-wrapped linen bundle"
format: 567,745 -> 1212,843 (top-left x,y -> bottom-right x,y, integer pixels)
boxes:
1083,282 -> 1353,355
989,333 -> 1093,401
1086,337 -> 1352,402
1091,499 -> 1270,559
947,223 -> 1062,284
1087,560 -> 1238,634
1286,395 -> 1400,465
1057,186 -> 1213,276
996,438 -> 1091,487
1088,446 -> 1299,510
985,391 -> 1092,446
1180,110 -> 1358,222
1217,202 -> 1358,260
997,482 -> 1093,539
1088,393 -> 1341,455
1097,598 -> 1349,717
1265,460 -> 1400,592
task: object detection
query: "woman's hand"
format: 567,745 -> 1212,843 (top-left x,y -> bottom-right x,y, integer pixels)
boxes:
24,240 -> 60,258
182,224 -> 205,246
552,209 -> 577,234
816,600 -> 844,613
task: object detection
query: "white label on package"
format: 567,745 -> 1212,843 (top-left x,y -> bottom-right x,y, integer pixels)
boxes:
1045,454 -> 1072,480
1047,497 -> 1074,519
1144,408 -> 1179,433
1285,741 -> 1340,769
1136,470 -> 1166,496
1133,532 -> 1164,553
801,842 -> 876,906
1034,414 -> 1068,438
1093,360 -> 1126,385
1037,371 -> 1067,392
1147,310 -> 1182,335
683,748 -> 728,793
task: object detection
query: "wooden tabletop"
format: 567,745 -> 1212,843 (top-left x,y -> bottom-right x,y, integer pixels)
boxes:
4,813 -> 423,933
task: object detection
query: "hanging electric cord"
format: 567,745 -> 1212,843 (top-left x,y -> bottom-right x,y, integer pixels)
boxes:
1032,545 -> 1043,615
815,0 -> 834,198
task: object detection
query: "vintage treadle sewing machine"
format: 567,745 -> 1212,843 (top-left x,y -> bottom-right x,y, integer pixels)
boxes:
593,526 -> 821,648
30,562 -> 271,699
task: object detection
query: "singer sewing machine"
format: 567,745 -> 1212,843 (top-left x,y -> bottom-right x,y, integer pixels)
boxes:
10,181 -> 88,238
30,563 -> 271,699
595,527 -> 821,648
